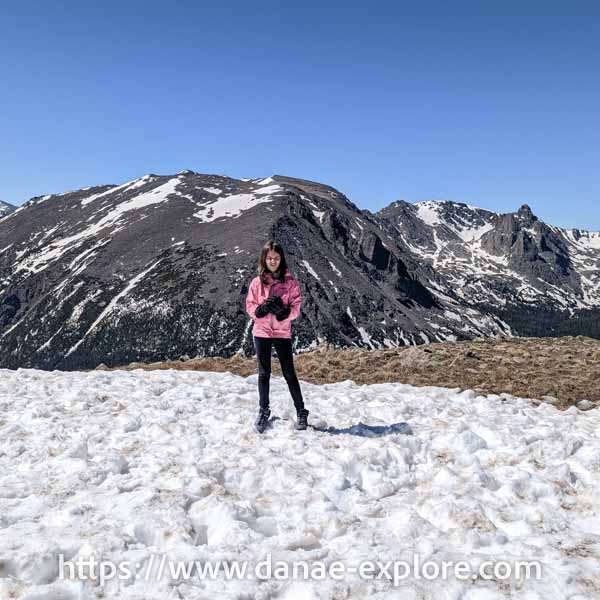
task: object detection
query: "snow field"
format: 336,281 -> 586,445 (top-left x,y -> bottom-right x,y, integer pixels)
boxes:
0,368 -> 599,599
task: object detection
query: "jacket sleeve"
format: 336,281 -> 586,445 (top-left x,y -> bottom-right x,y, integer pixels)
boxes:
288,279 -> 302,320
245,278 -> 260,319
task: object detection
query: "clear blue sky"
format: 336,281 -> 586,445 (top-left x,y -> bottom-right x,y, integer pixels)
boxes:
1,0 -> 599,229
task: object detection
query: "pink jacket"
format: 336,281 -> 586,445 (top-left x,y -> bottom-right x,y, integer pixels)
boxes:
246,270 -> 302,338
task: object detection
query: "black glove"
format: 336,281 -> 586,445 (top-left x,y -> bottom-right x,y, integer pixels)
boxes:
255,296 -> 283,318
274,304 -> 291,321
267,295 -> 283,311
255,301 -> 270,318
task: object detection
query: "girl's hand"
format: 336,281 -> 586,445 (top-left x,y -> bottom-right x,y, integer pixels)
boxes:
255,301 -> 271,318
268,295 -> 283,310
274,304 -> 291,321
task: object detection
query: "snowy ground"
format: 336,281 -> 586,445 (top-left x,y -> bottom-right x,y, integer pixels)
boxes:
1,368 -> 599,600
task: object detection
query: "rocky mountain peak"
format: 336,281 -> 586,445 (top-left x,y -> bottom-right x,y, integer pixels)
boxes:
517,203 -> 536,224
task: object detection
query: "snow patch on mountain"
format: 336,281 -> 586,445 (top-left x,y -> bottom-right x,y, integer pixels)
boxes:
415,201 -> 442,227
193,186 -> 284,223
563,228 -> 600,255
356,326 -> 376,348
328,261 -> 342,278
415,201 -> 495,242
202,187 -> 223,195
81,176 -> 155,207
254,184 -> 282,196
300,260 -> 321,281
95,177 -> 181,218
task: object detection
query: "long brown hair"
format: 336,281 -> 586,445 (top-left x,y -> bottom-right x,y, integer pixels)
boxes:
258,240 -> 289,284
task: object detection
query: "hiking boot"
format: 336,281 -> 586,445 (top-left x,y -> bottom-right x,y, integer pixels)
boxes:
295,408 -> 309,431
254,408 -> 271,433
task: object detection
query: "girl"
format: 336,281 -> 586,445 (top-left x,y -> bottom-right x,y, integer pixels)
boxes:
245,240 -> 310,433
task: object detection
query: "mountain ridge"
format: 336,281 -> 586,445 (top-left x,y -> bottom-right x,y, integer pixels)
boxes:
1,171 -> 599,370
0,200 -> 16,219
6,175 -> 600,234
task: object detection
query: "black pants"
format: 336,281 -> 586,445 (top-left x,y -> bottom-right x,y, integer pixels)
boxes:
254,336 -> 305,412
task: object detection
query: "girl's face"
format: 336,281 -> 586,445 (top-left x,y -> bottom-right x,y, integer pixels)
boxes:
265,250 -> 281,273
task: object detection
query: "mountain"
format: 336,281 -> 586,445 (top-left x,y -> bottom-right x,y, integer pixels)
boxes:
376,199 -> 600,335
0,200 -> 16,219
1,171 -> 599,369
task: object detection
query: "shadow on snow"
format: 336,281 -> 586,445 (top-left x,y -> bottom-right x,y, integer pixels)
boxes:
311,421 -> 413,437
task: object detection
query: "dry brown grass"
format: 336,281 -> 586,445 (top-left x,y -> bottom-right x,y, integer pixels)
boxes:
98,335 -> 600,410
